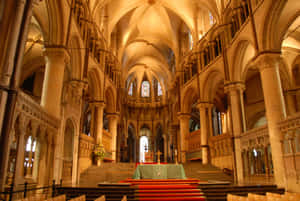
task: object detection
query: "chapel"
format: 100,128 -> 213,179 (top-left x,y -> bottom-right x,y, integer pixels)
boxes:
0,0 -> 300,200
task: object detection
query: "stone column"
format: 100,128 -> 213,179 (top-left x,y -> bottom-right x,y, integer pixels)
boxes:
41,47 -> 70,118
177,113 -> 190,163
224,82 -> 246,183
107,113 -> 119,162
255,53 -> 287,187
197,102 -> 210,164
92,101 -> 105,145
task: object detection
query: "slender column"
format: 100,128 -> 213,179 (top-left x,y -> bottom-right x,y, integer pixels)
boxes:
224,82 -> 246,183
207,105 -> 214,137
41,48 -> 70,118
255,53 -> 287,187
0,0 -> 35,191
25,123 -> 38,178
92,101 -> 105,145
197,103 -> 210,164
13,117 -> 26,188
107,113 -> 119,162
163,135 -> 168,162
177,113 -> 190,163
286,89 -> 297,115
264,146 -> 270,176
37,128 -> 47,186
168,133 -> 173,161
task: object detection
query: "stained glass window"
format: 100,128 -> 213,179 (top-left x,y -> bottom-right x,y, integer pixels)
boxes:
128,82 -> 133,96
209,12 -> 214,25
26,136 -> 32,152
188,31 -> 193,50
141,81 -> 150,97
157,82 -> 162,96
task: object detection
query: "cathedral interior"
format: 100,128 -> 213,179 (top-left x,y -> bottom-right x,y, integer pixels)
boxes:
0,0 -> 300,197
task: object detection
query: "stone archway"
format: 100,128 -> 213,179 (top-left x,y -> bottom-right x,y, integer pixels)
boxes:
155,124 -> 164,162
127,124 -> 136,162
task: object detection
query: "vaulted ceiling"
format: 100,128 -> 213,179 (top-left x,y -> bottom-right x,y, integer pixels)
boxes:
89,0 -> 221,90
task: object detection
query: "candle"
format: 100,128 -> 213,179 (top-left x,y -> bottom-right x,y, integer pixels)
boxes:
175,149 -> 177,155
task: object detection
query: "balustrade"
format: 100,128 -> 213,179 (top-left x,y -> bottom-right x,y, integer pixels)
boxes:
279,112 -> 300,182
209,133 -> 233,170
181,0 -> 254,85
71,0 -> 120,86
240,125 -> 272,177
15,91 -> 60,131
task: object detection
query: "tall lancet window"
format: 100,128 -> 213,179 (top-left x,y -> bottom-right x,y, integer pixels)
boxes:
128,82 -> 133,96
141,81 -> 150,97
157,82 -> 162,96
209,12 -> 214,25
188,31 -> 193,50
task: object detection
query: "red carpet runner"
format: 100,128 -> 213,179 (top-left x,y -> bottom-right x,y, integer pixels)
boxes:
120,179 -> 206,201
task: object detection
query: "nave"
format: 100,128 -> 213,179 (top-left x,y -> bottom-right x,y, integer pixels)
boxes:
1,1 -> 300,201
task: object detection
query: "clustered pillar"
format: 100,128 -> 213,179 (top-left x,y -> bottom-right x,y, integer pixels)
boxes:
107,113 -> 119,162
255,53 -> 287,187
197,102 -> 213,165
94,101 -> 105,145
41,47 -> 70,118
178,113 -> 190,163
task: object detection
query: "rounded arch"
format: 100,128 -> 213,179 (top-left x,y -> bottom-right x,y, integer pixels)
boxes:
201,69 -> 224,102
46,0 -> 68,44
105,86 -> 116,113
231,40 -> 256,82
261,0 -> 300,50
291,55 -> 300,86
181,86 -> 198,113
69,35 -> 84,80
87,68 -> 102,100
20,56 -> 45,85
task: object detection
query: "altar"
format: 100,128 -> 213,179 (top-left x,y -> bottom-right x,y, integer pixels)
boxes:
132,164 -> 186,179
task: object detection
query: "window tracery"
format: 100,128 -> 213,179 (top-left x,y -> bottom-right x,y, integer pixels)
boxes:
128,82 -> 133,96
141,81 -> 150,97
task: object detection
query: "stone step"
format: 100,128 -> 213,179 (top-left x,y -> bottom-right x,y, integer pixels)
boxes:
80,163 -> 136,186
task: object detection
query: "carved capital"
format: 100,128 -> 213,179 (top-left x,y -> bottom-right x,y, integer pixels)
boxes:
286,130 -> 295,140
177,113 -> 191,121
90,100 -> 105,108
253,52 -> 282,72
224,81 -> 245,94
197,101 -> 214,110
106,113 -> 119,121
43,47 -> 70,65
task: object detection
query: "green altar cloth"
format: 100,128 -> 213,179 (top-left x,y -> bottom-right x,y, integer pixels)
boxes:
132,164 -> 186,179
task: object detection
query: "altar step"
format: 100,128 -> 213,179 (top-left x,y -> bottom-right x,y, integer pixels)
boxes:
80,163 -> 136,186
123,179 -> 206,201
183,162 -> 233,183
120,178 -> 201,185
